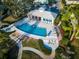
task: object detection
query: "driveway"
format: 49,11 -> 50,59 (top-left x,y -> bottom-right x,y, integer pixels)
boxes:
18,45 -> 55,59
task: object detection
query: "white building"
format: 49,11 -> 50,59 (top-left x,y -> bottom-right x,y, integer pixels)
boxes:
4,4 -> 61,51
1,4 -> 61,51
27,5 -> 59,25
66,0 -> 79,4
1,4 -> 62,56
34,0 -> 48,4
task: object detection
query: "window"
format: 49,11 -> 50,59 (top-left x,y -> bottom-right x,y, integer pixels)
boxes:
43,18 -> 45,21
49,20 -> 52,22
46,19 -> 48,22
32,16 -> 34,19
35,16 -> 37,19
38,17 -> 41,21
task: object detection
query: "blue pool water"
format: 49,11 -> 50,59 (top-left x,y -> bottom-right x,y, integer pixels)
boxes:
16,23 -> 47,37
44,44 -> 52,50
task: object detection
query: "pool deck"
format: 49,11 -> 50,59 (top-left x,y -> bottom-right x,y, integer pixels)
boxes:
10,25 -> 59,51
8,16 -> 62,50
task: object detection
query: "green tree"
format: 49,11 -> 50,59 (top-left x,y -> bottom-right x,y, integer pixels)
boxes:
1,0 -> 34,18
55,4 -> 79,59
0,30 -> 13,59
59,5 -> 79,42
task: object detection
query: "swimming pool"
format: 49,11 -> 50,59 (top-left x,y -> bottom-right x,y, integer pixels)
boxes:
16,23 -> 47,37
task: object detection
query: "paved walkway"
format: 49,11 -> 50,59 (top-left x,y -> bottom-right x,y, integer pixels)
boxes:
18,46 -> 55,59
17,43 -> 22,59
23,47 -> 47,59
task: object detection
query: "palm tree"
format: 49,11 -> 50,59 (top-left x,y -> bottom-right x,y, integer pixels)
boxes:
0,30 -> 18,59
0,30 -> 12,59
59,5 -> 79,42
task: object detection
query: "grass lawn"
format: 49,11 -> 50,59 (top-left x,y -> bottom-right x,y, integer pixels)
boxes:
22,51 -> 43,59
22,38 -> 41,50
22,38 -> 52,55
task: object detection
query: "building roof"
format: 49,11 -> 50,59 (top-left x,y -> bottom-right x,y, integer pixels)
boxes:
28,10 -> 55,20
28,5 -> 59,20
